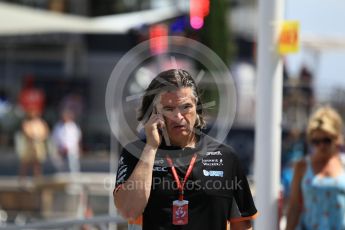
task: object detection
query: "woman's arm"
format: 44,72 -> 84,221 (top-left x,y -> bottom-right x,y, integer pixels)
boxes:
285,160 -> 306,230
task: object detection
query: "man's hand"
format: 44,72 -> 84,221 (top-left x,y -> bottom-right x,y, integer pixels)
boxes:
144,108 -> 165,149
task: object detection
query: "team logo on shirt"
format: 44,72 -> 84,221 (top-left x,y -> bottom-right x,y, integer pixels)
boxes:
116,157 -> 127,183
119,156 -> 124,165
206,151 -> 222,156
202,158 -> 223,166
153,166 -> 168,172
118,165 -> 127,176
153,159 -> 168,172
117,165 -> 128,184
203,170 -> 224,177
154,159 -> 165,165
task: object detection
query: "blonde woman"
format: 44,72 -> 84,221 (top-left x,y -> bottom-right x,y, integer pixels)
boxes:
286,106 -> 345,230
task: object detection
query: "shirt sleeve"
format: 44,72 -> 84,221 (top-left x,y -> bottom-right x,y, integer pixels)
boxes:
229,156 -> 258,223
114,144 -> 139,191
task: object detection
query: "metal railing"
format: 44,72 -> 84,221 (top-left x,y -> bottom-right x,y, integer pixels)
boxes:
0,215 -> 126,230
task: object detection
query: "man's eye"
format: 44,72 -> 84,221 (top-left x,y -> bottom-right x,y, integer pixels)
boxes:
164,108 -> 173,112
183,104 -> 192,109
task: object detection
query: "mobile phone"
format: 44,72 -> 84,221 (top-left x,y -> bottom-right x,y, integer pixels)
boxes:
154,105 -> 171,146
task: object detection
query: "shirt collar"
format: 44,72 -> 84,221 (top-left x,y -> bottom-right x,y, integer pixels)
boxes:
156,132 -> 205,157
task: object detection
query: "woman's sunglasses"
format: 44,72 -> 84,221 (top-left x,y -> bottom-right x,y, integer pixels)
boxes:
311,137 -> 333,146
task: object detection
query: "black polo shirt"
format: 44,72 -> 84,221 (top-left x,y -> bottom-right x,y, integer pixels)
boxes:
115,135 -> 257,230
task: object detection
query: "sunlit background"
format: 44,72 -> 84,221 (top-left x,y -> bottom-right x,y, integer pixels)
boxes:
0,0 -> 344,229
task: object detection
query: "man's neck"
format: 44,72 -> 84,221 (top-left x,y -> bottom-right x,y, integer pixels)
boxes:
171,134 -> 197,149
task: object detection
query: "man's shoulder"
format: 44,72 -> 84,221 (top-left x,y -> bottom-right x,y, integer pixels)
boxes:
121,139 -> 146,157
124,139 -> 146,147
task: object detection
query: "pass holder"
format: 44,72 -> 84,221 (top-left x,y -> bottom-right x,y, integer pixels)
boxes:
166,154 -> 197,226
172,199 -> 189,225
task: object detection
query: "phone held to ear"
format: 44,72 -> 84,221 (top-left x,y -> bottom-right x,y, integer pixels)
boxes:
154,106 -> 170,146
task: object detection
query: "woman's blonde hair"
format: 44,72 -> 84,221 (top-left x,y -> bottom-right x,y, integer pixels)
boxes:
307,106 -> 343,141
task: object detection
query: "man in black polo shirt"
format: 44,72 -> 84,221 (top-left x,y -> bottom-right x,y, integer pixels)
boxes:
114,69 -> 257,230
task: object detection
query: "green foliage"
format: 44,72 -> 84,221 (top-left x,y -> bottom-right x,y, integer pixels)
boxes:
200,0 -> 235,65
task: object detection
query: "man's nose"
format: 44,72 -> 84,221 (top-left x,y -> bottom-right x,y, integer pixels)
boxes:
173,109 -> 184,120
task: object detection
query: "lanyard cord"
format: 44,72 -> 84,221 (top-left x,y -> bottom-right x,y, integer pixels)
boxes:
166,154 -> 197,200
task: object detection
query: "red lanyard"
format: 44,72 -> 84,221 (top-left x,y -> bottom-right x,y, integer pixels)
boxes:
166,154 -> 197,200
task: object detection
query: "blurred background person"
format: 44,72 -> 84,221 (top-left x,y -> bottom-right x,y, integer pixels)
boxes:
17,109 -> 49,179
18,75 -> 45,117
52,109 -> 82,173
16,75 -> 49,179
0,88 -> 12,145
286,106 -> 345,230
59,93 -> 84,123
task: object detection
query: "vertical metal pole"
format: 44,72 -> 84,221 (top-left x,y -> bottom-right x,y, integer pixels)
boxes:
107,103 -> 120,230
254,0 -> 284,229
109,113 -> 118,230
